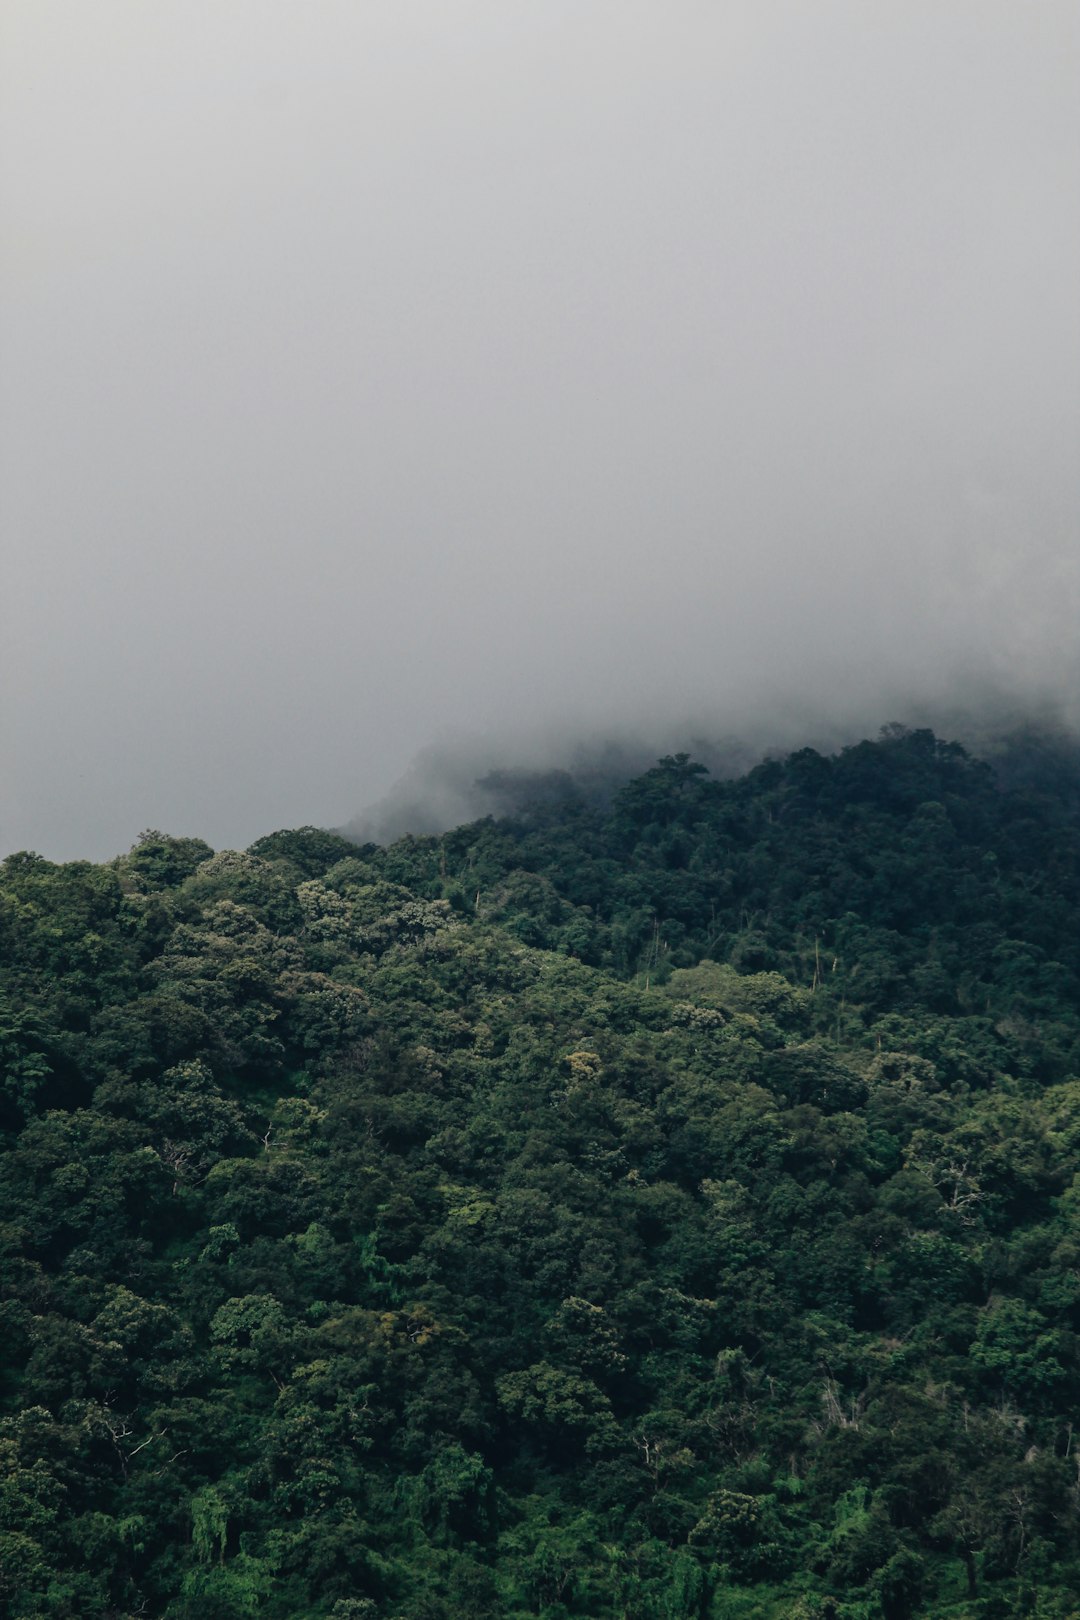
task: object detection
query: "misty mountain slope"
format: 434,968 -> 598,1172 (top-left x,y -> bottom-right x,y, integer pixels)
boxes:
2,731 -> 1080,1618
369,727 -> 1080,1078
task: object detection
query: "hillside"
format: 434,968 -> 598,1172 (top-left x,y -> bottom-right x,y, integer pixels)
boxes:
3,726 -> 1080,1619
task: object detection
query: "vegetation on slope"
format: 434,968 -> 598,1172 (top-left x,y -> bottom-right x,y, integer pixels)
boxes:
2,726 -> 1080,1618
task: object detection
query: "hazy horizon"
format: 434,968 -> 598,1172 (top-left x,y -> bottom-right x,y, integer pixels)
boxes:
3,3 -> 1078,861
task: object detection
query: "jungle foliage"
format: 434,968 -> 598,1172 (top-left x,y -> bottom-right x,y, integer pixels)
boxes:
2,725 -> 1080,1618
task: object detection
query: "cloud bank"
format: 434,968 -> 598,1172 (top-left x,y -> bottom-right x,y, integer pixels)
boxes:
2,2 -> 1077,858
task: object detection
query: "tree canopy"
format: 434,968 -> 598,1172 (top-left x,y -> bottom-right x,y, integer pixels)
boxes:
2,726 -> 1080,1618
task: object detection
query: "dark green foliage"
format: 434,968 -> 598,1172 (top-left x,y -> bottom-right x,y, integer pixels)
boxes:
3,727 -> 1080,1616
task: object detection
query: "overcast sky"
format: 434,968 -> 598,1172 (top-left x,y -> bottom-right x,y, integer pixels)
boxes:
2,2 -> 1078,859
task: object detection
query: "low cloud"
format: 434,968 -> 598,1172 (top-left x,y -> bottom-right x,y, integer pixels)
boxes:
2,3 -> 1076,859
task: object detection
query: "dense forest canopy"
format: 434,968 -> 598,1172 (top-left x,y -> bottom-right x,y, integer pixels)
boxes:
3,724 -> 1080,1619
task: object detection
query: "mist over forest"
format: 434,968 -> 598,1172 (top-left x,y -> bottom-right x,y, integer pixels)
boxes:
346,698 -> 1080,849
2,1 -> 1077,861
2,12 -> 1080,1612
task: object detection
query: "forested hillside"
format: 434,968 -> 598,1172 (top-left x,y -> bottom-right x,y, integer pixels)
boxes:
3,726 -> 1080,1619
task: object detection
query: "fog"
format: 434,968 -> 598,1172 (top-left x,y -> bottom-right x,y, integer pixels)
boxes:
2,2 -> 1077,860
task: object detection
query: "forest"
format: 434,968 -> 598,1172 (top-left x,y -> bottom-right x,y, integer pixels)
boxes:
3,723 -> 1080,1619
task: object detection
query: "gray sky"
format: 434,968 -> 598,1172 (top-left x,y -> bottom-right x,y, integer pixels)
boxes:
2,1 -> 1078,860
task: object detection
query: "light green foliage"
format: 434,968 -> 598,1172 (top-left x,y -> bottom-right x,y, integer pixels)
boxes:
191,1483 -> 230,1564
